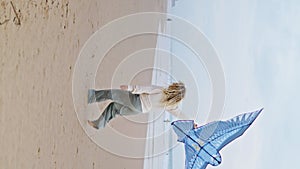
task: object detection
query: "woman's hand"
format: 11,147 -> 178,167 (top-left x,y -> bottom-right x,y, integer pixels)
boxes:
194,123 -> 198,129
120,85 -> 128,90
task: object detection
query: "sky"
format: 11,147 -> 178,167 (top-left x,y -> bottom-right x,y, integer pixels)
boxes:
168,0 -> 300,168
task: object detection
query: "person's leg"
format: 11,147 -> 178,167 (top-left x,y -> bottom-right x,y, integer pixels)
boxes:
88,102 -> 117,129
88,89 -> 142,112
88,102 -> 141,129
88,89 -> 113,103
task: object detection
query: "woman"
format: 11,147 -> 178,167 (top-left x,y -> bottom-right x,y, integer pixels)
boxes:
87,82 -> 187,129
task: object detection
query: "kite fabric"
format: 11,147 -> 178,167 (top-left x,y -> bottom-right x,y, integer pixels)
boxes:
171,108 -> 263,169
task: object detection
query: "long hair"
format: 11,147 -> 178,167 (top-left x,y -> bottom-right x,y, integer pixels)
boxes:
161,82 -> 186,106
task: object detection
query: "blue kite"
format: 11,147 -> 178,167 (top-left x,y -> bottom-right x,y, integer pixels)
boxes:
171,108 -> 263,169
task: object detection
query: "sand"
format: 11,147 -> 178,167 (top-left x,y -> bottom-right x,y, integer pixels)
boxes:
0,0 -> 167,168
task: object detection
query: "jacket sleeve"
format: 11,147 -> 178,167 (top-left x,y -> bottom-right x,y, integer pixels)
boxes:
120,85 -> 163,94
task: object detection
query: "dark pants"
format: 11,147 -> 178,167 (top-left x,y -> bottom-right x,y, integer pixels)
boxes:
88,89 -> 142,128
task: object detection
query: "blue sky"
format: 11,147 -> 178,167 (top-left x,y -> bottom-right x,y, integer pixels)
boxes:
169,0 -> 300,168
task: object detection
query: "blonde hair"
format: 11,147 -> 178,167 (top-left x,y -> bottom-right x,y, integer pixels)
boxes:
161,82 -> 186,106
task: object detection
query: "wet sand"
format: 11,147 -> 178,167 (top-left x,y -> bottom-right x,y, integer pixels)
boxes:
0,0 -> 166,168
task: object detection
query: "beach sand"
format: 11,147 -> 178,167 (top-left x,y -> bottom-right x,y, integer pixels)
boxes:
0,0 -> 166,168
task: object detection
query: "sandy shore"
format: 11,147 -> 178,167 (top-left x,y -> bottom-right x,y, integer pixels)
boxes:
0,0 -> 166,168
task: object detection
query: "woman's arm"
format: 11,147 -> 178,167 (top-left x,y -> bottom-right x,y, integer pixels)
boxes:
120,85 -> 163,94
